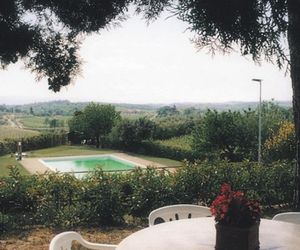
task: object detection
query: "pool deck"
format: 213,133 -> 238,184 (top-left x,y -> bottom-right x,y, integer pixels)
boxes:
21,153 -> 171,175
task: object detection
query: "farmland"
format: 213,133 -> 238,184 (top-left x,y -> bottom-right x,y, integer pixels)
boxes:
0,126 -> 39,140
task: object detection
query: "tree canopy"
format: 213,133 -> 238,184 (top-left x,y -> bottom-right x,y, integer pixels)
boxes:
1,0 -> 292,90
68,103 -> 120,148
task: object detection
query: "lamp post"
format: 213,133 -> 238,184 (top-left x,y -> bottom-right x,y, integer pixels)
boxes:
252,78 -> 263,164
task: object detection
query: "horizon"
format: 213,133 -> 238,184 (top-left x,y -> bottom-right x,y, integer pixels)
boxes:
0,96 -> 292,106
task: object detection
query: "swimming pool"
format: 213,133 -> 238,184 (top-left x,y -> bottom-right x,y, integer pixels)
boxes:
40,155 -> 137,176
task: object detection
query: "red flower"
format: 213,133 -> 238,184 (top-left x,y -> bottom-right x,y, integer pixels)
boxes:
211,184 -> 261,228
221,183 -> 231,194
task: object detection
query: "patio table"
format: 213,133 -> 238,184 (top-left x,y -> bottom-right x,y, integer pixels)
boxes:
116,217 -> 300,250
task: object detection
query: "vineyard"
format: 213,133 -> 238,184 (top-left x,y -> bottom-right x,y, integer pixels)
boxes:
0,126 -> 39,140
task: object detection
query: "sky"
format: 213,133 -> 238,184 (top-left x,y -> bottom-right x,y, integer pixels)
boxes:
0,11 -> 293,105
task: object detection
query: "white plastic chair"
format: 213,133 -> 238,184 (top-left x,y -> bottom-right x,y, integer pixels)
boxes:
148,204 -> 211,226
49,231 -> 117,250
272,212 -> 300,224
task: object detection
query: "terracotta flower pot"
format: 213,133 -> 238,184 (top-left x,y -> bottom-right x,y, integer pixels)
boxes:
215,222 -> 260,250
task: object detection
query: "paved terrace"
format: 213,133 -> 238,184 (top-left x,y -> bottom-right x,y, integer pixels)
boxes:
21,152 -> 172,175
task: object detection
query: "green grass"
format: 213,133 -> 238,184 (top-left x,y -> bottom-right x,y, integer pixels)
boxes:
27,145 -> 120,157
0,126 -> 40,140
19,116 -> 47,129
0,155 -> 30,176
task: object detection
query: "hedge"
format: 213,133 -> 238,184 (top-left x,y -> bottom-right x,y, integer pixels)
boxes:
0,161 -> 295,232
139,140 -> 195,161
0,133 -> 67,156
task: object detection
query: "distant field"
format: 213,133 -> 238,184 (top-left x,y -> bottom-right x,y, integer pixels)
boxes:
20,115 -> 70,130
0,126 -> 40,140
20,116 -> 47,129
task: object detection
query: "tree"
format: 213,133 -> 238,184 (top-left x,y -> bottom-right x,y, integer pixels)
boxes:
157,105 -> 179,117
1,0 -> 300,205
49,118 -> 58,128
114,117 -> 155,148
29,107 -> 34,115
263,120 -> 296,162
193,104 -> 292,161
192,109 -> 258,161
68,103 -> 120,148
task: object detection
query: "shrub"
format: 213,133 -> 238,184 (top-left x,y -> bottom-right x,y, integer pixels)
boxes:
140,140 -> 195,161
79,171 -> 125,226
0,132 -> 67,156
153,116 -> 199,140
0,161 -> 295,232
173,161 -> 295,207
121,168 -> 177,218
111,118 -> 155,150
263,121 -> 296,162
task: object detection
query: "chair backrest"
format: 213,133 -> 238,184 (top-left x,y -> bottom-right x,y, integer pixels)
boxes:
148,204 -> 211,226
49,231 -> 117,250
272,212 -> 300,224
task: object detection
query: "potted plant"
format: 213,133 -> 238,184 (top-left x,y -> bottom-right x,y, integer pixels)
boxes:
211,183 -> 261,250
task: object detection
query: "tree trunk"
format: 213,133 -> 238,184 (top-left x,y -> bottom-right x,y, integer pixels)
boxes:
287,0 -> 300,208
96,136 -> 100,148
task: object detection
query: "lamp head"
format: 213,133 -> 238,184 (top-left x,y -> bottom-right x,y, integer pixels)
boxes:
252,78 -> 262,82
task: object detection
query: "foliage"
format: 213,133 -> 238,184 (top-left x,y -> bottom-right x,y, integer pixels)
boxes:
120,168 -> 176,218
211,183 -> 261,228
140,140 -> 194,161
112,117 -> 155,149
192,103 -> 294,162
183,107 -> 201,116
156,135 -> 192,152
263,121 -> 296,162
157,105 -> 179,117
0,132 -> 66,156
0,161 -> 295,232
175,1 -> 288,66
153,116 -> 200,140
0,0 -> 129,91
68,103 -> 120,148
192,109 -> 257,161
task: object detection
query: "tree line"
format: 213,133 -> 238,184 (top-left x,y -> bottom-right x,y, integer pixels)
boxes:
68,102 -> 295,163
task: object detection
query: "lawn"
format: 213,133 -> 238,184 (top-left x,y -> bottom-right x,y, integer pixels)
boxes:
0,154 -> 30,176
26,145 -> 120,157
0,145 -> 182,177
